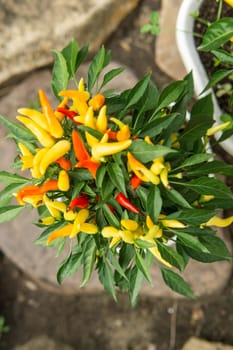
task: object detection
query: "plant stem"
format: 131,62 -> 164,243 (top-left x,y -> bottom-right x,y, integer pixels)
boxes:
216,0 -> 223,20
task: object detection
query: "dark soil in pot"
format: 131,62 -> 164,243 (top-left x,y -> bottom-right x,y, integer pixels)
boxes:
194,0 -> 233,115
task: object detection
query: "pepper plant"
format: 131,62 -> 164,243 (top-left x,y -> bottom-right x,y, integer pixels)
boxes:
0,39 -> 233,305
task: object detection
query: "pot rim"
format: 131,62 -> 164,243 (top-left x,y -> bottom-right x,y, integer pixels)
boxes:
176,0 -> 233,155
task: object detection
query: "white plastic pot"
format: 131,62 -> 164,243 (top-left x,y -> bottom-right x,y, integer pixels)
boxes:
176,0 -> 233,155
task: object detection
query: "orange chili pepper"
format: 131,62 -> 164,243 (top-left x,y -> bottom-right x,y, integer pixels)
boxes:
40,179 -> 59,193
75,159 -> 99,179
72,129 -> 90,161
89,94 -> 105,111
38,89 -> 64,138
55,157 -> 72,170
16,185 -> 41,205
130,174 -> 142,190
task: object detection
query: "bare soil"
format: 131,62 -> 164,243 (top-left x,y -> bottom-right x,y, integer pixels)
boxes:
0,0 -> 233,349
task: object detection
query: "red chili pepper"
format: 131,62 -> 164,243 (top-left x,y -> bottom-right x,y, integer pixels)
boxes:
116,192 -> 140,214
130,174 -> 142,190
108,204 -> 115,213
106,129 -> 118,140
56,107 -> 79,124
68,194 -> 89,210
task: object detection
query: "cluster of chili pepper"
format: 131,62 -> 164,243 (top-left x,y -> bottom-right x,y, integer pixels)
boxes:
14,76 -> 233,265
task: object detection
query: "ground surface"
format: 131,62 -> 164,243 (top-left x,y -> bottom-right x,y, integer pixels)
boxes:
0,0 -> 233,349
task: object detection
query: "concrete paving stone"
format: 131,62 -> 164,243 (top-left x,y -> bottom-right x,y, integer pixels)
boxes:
0,0 -> 139,85
14,335 -> 74,350
0,65 -> 232,298
155,0 -> 187,80
182,337 -> 233,350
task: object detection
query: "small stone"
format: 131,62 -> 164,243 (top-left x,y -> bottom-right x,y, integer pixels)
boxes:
182,337 -> 233,350
14,335 -> 74,350
0,0 -> 139,85
155,0 -> 186,80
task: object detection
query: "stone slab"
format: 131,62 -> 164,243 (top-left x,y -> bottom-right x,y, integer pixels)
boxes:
0,0 -> 139,86
14,335 -> 74,350
155,0 -> 187,80
182,337 -> 233,350
0,66 -> 232,298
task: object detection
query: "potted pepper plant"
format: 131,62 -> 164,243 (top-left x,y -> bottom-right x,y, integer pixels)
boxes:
176,0 -> 233,155
0,39 -> 233,305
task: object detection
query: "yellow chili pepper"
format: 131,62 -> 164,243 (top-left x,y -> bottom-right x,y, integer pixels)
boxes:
16,116 -> 55,147
47,224 -> 73,244
23,194 -> 44,207
38,89 -> 64,139
127,152 -> 160,185
224,0 -> 233,8
206,122 -> 230,136
84,106 -> 99,147
58,170 -> 70,191
54,97 -> 69,121
160,168 -> 171,189
96,105 -> 108,133
204,215 -> 233,227
110,117 -> 131,141
40,216 -> 55,225
92,139 -> 132,161
18,108 -> 49,131
40,140 -> 71,175
78,78 -> 85,92
43,194 -> 63,219
18,143 -> 34,170
31,147 -> 50,178
59,90 -> 90,116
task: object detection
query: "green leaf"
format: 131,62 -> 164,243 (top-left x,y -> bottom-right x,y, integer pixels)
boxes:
88,46 -> 106,91
166,209 -> 215,225
75,43 -> 89,70
134,239 -> 155,248
146,186 -> 162,223
61,38 -> 79,78
199,234 -> 232,260
103,204 -> 120,227
57,252 -> 82,284
51,50 -> 69,100
183,245 -> 230,263
175,231 -> 210,253
107,162 -> 126,195
136,186 -> 148,210
156,241 -> 185,271
160,268 -> 195,298
202,69 -> 233,94
135,250 -> 153,284
177,154 -> 213,169
96,164 -> 106,189
139,113 -> 179,137
198,17 -> 233,51
98,257 -> 117,301
155,80 -> 187,112
186,160 -> 233,177
0,205 -> 24,223
0,183 -> 26,206
184,177 -> 233,199
212,49 -> 233,66
100,67 -> 125,90
0,114 -> 35,142
107,249 -> 128,281
129,265 -> 144,307
129,140 -> 176,163
80,238 -> 96,287
166,189 -> 192,209
0,171 -> 29,185
124,74 -> 151,110
179,94 -> 214,149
